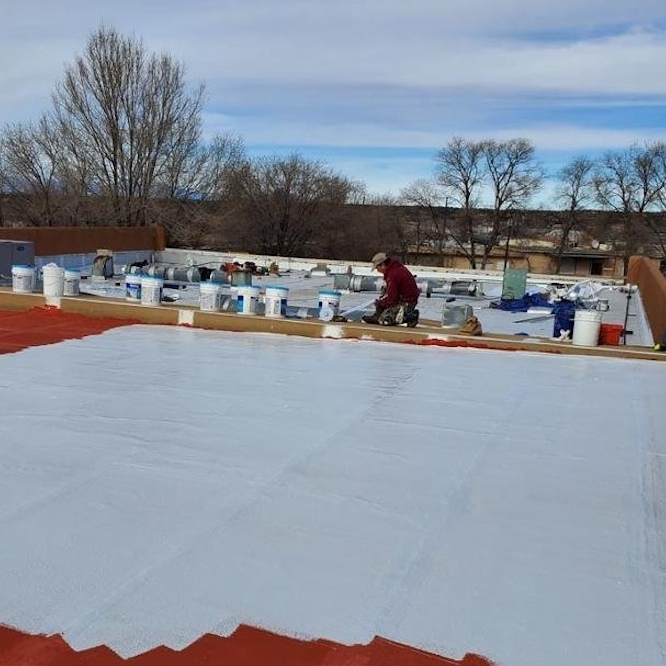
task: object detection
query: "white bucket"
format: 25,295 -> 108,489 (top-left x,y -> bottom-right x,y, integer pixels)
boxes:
264,286 -> 289,318
199,281 -> 224,312
42,264 -> 65,298
236,285 -> 260,315
140,276 -> 163,307
11,265 -> 35,293
572,309 -> 602,347
63,269 -> 81,296
125,274 -> 142,301
318,290 -> 342,321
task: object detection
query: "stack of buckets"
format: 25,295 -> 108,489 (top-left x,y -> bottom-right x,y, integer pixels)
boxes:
11,264 -> 81,298
42,264 -> 66,299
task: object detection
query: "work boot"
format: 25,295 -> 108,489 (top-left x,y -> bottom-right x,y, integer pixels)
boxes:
362,306 -> 383,325
404,309 -> 419,328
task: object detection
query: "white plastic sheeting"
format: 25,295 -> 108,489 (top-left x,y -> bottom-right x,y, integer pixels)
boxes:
0,325 -> 664,665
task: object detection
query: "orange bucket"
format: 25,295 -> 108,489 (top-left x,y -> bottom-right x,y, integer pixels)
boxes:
599,323 -> 623,346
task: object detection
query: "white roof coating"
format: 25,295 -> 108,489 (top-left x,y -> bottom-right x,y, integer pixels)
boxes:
0,325 -> 664,665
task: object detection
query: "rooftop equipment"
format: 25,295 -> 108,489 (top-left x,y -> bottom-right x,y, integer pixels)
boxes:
0,240 -> 35,277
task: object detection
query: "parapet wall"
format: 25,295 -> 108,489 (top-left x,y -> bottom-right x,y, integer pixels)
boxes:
0,226 -> 165,256
627,256 -> 666,343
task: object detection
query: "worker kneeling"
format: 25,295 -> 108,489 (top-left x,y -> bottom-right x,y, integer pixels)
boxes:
362,252 -> 420,327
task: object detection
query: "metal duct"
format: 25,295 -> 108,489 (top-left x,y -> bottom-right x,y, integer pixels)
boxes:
342,274 -> 477,297
333,274 -> 351,290
123,264 -> 215,283
144,265 -> 167,279
209,269 -> 230,284
419,278 -> 478,297
164,266 -> 201,282
350,275 -> 385,292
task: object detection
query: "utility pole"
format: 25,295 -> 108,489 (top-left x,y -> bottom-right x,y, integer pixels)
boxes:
503,217 -> 513,272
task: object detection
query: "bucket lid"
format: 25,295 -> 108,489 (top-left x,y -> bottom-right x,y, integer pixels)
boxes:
575,309 -> 602,320
319,289 -> 341,296
266,285 -> 289,292
11,264 -> 33,271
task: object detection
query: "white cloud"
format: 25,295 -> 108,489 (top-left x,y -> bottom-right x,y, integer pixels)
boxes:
1,0 -> 666,199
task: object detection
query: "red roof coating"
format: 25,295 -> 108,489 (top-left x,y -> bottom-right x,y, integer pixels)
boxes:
0,308 -> 137,354
0,624 -> 494,666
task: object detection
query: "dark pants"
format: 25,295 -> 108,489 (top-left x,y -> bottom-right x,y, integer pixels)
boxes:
377,302 -> 418,326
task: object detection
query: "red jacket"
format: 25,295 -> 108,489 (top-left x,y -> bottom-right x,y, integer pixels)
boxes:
376,259 -> 420,309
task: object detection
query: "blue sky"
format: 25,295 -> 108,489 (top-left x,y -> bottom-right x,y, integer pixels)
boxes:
2,0 -> 666,207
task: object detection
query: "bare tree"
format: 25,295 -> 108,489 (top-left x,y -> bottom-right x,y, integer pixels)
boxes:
592,143 -> 666,272
313,195 -> 403,262
400,179 -> 446,262
553,156 -> 595,273
436,136 -> 484,209
433,137 -> 487,267
0,117 -> 67,226
232,153 -> 356,256
157,132 -> 246,202
51,25 -> 205,226
479,138 -> 544,268
637,142 -> 666,260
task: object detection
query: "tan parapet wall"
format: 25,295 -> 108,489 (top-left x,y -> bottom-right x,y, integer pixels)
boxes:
0,226 -> 165,256
627,255 -> 666,342
1,287 -> 665,362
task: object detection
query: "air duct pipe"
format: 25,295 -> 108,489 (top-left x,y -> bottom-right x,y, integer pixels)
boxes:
123,264 -> 233,284
333,274 -> 351,290
334,273 -> 477,297
426,279 -> 478,297
349,275 -> 385,292
209,269 -> 231,284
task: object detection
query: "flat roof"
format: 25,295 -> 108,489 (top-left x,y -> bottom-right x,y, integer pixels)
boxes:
0,317 -> 664,666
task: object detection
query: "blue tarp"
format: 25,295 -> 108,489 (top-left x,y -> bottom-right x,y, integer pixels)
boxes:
552,300 -> 578,337
490,295 -> 579,337
489,293 -> 554,312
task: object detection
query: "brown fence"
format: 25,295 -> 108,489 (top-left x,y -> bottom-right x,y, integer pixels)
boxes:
0,226 -> 165,257
627,255 -> 666,343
